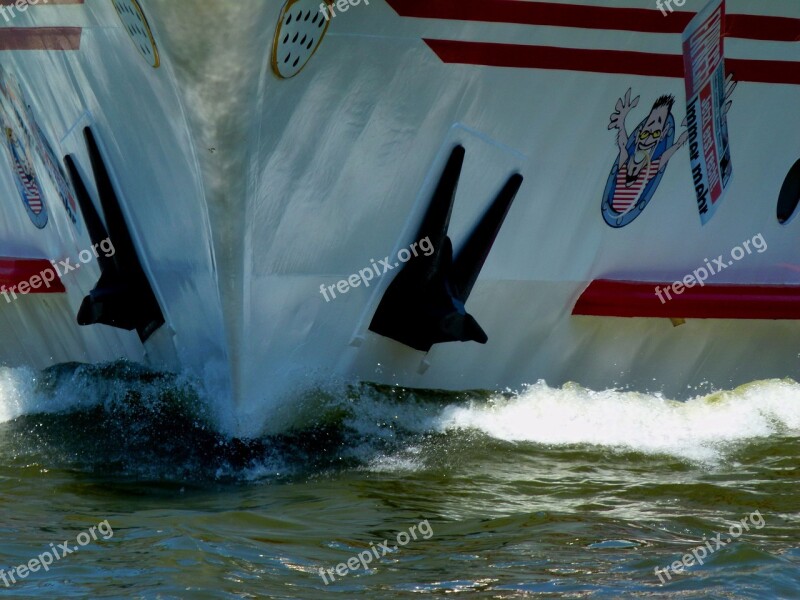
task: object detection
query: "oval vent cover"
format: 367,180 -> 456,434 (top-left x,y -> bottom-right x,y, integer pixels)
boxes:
111,0 -> 160,68
272,0 -> 330,79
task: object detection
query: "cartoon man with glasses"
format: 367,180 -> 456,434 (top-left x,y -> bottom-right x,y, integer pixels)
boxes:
606,89 -> 689,217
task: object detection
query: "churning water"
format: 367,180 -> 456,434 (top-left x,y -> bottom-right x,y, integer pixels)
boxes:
0,361 -> 798,598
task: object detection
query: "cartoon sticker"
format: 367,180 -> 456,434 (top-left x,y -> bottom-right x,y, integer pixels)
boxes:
0,66 -> 81,231
0,69 -> 48,229
682,0 -> 735,224
602,90 -> 688,228
32,119 -> 80,231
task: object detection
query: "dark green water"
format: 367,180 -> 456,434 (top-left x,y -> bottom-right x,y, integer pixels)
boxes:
0,362 -> 798,598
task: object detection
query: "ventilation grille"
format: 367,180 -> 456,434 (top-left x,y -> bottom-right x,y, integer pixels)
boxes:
111,0 -> 160,68
272,0 -> 330,79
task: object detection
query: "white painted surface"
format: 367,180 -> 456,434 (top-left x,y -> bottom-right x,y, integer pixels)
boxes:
0,0 -> 799,436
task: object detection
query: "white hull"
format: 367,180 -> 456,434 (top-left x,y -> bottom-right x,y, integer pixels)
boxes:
1,0 -> 799,436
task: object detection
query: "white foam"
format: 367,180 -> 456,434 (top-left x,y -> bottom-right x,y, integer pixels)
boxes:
3,362 -> 799,468
0,366 -> 38,424
0,366 -> 99,424
0,364 -> 197,426
434,379 -> 800,462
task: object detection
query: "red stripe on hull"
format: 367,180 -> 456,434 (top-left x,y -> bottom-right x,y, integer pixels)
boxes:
0,258 -> 65,294
0,27 -> 81,51
424,40 -> 800,86
388,0 -> 800,42
573,279 -> 800,320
